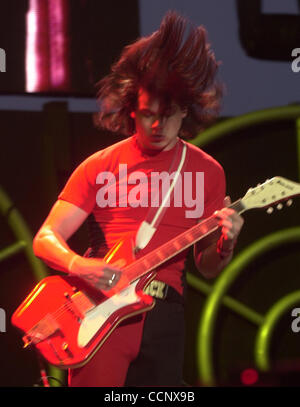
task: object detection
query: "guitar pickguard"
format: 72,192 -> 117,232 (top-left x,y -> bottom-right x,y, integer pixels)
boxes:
78,280 -> 140,347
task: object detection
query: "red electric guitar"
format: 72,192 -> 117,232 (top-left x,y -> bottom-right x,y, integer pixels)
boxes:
11,177 -> 300,368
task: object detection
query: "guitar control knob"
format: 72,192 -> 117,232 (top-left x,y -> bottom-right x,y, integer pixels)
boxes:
276,203 -> 283,210
267,207 -> 274,214
62,342 -> 69,351
286,199 -> 293,207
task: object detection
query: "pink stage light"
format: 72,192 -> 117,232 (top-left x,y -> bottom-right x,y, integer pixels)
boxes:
48,0 -> 70,90
26,0 -> 70,93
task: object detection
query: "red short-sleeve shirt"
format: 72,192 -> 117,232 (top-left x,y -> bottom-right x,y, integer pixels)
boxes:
58,135 -> 226,294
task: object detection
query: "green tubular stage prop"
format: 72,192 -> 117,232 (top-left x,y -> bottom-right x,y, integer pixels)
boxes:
0,186 -> 64,386
191,105 -> 300,150
190,227 -> 300,386
255,290 -> 300,372
187,104 -> 300,386
0,186 -> 48,280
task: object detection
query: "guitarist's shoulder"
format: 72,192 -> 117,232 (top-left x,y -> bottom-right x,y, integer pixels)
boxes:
183,140 -> 224,174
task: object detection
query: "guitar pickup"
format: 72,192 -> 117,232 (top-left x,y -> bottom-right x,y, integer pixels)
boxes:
70,291 -> 95,316
22,313 -> 60,347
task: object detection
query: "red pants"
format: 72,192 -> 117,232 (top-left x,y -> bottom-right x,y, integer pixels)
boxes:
68,300 -> 185,387
68,313 -> 146,387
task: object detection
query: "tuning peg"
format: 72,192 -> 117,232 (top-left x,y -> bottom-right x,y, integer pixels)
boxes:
267,207 -> 274,214
286,199 -> 293,207
276,203 -> 283,210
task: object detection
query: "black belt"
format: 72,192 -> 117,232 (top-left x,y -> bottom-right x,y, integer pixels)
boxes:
143,280 -> 184,304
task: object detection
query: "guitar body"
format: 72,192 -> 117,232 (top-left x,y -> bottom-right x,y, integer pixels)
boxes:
11,237 -> 156,369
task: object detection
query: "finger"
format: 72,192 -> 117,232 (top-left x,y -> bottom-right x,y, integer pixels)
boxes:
98,277 -> 116,291
214,208 -> 235,220
111,259 -> 126,269
223,229 -> 235,240
110,270 -> 121,285
103,268 -> 122,284
102,269 -> 121,289
218,219 -> 233,230
98,283 -> 110,291
224,196 -> 231,207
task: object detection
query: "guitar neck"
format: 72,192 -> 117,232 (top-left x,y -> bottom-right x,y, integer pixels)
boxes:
124,199 -> 246,283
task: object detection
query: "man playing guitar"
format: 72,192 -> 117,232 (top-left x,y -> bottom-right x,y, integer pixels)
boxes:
32,12 -> 244,386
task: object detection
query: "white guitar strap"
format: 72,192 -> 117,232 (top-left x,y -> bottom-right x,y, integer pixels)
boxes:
135,141 -> 187,251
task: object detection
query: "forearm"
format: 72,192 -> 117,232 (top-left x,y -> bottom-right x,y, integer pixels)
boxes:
33,225 -> 122,289
194,196 -> 244,279
33,226 -> 77,273
194,241 -> 233,279
32,201 -> 121,291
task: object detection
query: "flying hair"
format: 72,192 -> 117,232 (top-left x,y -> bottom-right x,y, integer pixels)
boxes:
95,11 -> 223,139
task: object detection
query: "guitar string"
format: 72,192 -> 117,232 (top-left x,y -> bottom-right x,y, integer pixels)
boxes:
123,216 -> 221,281
123,200 -> 242,282
33,218 -> 223,328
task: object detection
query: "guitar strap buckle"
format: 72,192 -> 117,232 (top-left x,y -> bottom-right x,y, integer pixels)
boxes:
143,280 -> 168,300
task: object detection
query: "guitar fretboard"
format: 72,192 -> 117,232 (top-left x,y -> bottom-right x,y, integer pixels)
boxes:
124,199 -> 245,284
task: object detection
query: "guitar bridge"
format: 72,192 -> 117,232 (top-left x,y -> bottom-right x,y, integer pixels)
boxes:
22,313 -> 60,347
64,290 -> 95,322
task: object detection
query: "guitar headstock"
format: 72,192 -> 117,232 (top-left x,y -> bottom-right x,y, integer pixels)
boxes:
241,177 -> 300,212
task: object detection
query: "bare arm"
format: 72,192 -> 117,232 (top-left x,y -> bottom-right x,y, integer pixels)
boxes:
194,241 -> 234,279
194,196 -> 244,279
33,200 -> 121,290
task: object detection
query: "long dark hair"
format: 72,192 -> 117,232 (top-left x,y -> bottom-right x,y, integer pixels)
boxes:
95,11 -> 223,139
